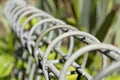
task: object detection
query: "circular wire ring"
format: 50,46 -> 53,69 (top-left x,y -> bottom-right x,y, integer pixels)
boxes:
27,18 -> 65,54
34,25 -> 78,63
12,6 -> 36,31
20,13 -> 52,38
42,31 -> 101,79
59,43 -> 120,80
16,9 -> 42,36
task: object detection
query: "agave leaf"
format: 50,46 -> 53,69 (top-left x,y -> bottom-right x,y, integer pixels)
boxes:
106,0 -> 114,14
80,0 -> 92,31
54,0 -> 66,19
89,0 -> 97,33
35,0 -> 42,8
47,0 -> 57,16
104,10 -> 120,43
95,9 -> 116,41
71,0 -> 82,20
93,0 -> 110,35
115,28 -> 120,47
114,13 -> 120,47
42,0 -> 51,13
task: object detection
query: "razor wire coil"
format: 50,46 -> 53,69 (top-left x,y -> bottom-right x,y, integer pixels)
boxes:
3,0 -> 120,80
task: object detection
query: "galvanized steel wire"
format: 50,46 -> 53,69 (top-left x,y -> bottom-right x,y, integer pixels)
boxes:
3,0 -> 120,80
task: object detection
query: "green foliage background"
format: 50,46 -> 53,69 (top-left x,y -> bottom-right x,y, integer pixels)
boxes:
0,0 -> 120,80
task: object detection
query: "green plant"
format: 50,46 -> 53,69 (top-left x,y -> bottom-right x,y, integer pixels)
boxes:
36,0 -> 120,43
0,4 -> 15,79
0,0 -> 120,79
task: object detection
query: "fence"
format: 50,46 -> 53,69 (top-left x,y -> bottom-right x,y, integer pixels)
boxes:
3,0 -> 120,80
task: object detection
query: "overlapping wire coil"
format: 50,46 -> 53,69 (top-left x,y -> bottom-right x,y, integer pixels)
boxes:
3,0 -> 120,80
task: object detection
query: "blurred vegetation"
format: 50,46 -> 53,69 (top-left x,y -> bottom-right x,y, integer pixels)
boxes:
0,1 -> 15,79
0,0 -> 120,80
36,0 -> 120,44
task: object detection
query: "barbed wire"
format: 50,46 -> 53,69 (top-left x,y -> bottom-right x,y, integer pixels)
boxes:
3,0 -> 120,80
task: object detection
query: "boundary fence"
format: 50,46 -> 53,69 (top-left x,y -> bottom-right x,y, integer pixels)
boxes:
3,0 -> 120,80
